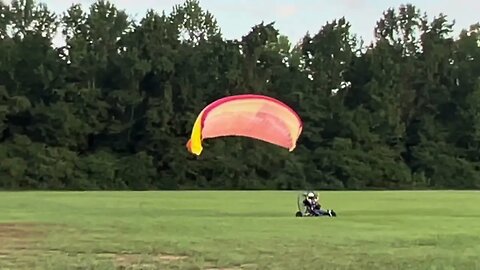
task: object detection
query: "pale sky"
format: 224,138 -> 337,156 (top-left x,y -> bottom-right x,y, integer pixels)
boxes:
19,0 -> 480,46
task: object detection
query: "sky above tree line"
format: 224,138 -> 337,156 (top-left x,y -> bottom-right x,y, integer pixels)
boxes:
17,0 -> 480,46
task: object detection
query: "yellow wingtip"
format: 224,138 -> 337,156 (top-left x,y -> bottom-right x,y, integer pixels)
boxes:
187,112 -> 204,156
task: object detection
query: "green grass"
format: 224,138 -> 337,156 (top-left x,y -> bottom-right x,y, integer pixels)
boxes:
0,190 -> 479,270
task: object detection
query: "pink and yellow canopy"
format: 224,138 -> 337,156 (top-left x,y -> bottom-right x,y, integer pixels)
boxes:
186,94 -> 303,156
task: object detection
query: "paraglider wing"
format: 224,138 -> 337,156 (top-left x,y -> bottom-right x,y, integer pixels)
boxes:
186,94 -> 303,155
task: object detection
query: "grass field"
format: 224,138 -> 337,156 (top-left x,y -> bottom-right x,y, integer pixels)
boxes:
0,190 -> 479,270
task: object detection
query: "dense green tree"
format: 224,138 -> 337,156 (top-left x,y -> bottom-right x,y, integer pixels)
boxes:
0,0 -> 478,190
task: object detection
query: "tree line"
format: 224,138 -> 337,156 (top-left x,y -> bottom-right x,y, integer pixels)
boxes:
0,0 -> 479,190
